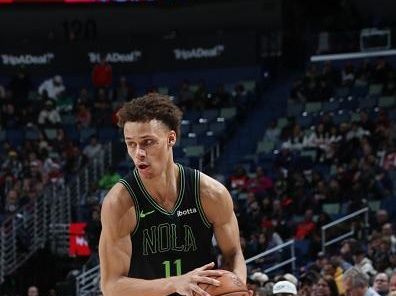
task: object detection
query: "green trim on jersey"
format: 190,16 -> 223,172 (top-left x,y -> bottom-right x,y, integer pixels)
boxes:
119,178 -> 140,237
133,164 -> 185,215
194,170 -> 211,228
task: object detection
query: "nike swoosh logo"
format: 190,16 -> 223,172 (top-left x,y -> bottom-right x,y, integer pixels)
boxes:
140,210 -> 155,218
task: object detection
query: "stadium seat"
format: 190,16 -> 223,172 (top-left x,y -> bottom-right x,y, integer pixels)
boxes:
98,127 -> 119,143
201,109 -> 219,122
322,101 -> 340,113
378,96 -> 396,108
24,126 -> 41,141
305,102 -> 322,114
191,122 -> 208,136
44,128 -> 58,140
241,80 -> 256,93
256,140 -> 275,154
359,96 -> 377,109
334,87 -> 349,97
179,136 -> 198,147
277,117 -> 288,129
6,128 -> 24,147
322,203 -> 340,216
209,121 -> 226,135
183,145 -> 205,157
220,107 -> 237,119
368,84 -> 383,96
287,102 -> 303,117
80,127 -> 97,144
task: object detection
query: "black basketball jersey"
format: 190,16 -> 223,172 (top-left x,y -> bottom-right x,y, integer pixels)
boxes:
119,164 -> 216,282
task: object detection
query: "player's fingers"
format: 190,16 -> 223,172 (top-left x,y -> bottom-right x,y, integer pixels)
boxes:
199,269 -> 225,277
197,276 -> 221,286
191,284 -> 210,296
198,262 -> 215,270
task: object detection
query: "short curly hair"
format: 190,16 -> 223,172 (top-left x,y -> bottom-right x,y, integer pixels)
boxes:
116,93 -> 183,136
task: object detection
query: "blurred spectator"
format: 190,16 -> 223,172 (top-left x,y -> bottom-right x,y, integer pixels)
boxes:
211,84 -> 230,108
4,189 -> 19,215
352,244 -> 377,278
82,136 -> 102,160
75,102 -> 92,128
228,166 -> 249,192
177,80 -> 194,110
27,286 -> 39,296
322,257 -> 345,295
341,63 -> 355,87
381,223 -> 396,253
313,275 -> 339,296
115,76 -> 133,102
273,280 -> 297,296
295,209 -> 316,240
193,80 -> 207,110
389,272 -> 396,293
372,273 -> 389,296
299,271 -> 320,296
342,267 -> 380,296
38,75 -> 65,101
289,79 -> 307,103
247,166 -> 273,195
92,55 -> 112,89
264,120 -> 281,143
0,83 -> 6,99
92,88 -> 111,125
38,100 -> 61,127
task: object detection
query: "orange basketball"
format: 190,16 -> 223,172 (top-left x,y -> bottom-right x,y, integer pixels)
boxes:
196,270 -> 249,296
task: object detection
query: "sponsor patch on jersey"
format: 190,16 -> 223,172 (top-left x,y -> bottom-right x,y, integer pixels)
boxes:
176,207 -> 197,217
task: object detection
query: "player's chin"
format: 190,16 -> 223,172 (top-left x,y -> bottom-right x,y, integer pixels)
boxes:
139,167 -> 155,178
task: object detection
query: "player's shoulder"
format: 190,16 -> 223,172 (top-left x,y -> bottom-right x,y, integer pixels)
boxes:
198,171 -> 229,201
102,182 -> 134,216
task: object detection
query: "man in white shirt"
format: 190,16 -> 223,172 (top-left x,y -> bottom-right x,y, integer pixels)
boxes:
38,75 -> 65,100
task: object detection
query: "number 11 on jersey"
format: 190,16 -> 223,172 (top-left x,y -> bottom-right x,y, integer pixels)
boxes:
163,259 -> 182,277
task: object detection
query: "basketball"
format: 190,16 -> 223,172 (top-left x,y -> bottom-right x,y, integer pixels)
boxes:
196,270 -> 249,296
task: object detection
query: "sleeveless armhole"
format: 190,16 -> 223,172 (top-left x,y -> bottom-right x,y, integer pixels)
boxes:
194,170 -> 212,228
118,178 -> 140,237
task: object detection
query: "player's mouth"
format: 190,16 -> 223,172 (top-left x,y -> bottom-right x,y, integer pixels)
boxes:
138,164 -> 149,170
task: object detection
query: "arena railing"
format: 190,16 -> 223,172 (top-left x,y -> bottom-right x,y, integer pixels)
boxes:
0,142 -> 112,283
321,207 -> 369,253
76,264 -> 101,296
245,240 -> 296,275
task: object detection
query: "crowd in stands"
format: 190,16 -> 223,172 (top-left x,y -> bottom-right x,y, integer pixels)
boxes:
289,58 -> 395,103
1,54 -> 396,296
225,58 -> 396,296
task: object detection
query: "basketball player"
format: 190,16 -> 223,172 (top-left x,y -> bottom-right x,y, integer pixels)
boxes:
99,94 -> 247,296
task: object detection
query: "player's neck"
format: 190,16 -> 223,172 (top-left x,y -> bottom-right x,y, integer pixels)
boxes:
142,161 -> 179,205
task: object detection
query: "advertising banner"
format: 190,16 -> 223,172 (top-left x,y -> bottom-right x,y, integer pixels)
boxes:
0,32 -> 257,75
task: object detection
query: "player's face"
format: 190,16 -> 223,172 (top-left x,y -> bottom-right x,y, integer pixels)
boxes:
124,119 -> 175,179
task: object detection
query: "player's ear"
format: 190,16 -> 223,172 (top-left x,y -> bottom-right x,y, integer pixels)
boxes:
168,131 -> 176,146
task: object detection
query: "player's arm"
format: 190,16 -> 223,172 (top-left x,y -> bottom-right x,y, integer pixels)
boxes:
200,173 -> 247,284
99,183 -> 222,296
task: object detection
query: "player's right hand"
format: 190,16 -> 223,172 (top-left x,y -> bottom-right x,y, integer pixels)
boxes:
171,262 -> 224,296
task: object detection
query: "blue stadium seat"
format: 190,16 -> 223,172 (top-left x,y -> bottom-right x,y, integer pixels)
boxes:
201,109 -> 219,122
80,127 -> 97,144
209,121 -> 226,135
6,128 -> 24,147
98,127 -> 119,143
24,127 -> 41,141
